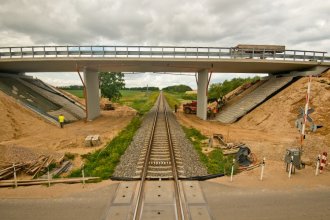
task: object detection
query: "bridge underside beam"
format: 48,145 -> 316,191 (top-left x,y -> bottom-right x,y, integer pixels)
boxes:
196,69 -> 208,120
1,58 -> 328,74
286,66 -> 329,77
83,68 -> 100,121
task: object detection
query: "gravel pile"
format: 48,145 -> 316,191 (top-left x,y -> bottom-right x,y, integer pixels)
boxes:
0,144 -> 63,167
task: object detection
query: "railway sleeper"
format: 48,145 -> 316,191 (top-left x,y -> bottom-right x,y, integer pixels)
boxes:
148,160 -> 171,165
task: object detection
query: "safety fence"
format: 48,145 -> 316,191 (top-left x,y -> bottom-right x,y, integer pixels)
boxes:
0,46 -> 329,62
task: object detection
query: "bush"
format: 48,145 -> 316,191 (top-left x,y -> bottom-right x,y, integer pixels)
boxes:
181,93 -> 197,100
208,76 -> 260,99
64,152 -> 75,160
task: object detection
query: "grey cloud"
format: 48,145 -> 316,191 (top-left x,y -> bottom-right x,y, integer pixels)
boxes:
1,0 -> 329,52
3,0 -> 329,88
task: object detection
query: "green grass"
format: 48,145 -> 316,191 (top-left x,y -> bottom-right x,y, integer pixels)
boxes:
182,126 -> 236,175
63,89 -> 159,114
165,91 -> 196,100
163,92 -> 182,110
63,89 -> 84,98
119,90 -> 160,114
69,116 -> 142,179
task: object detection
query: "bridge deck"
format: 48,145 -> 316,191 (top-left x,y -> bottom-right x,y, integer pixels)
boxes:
0,46 -> 329,73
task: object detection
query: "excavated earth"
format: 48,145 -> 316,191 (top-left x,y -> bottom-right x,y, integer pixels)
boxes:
0,91 -> 136,170
176,71 -> 330,188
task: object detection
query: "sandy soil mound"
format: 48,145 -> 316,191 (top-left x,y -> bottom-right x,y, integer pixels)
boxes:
238,73 -> 330,159
0,90 -> 136,168
175,73 -> 330,189
177,72 -> 330,163
0,91 -> 52,142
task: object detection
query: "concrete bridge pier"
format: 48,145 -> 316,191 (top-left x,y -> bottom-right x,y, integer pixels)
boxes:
196,69 -> 209,120
83,67 -> 100,121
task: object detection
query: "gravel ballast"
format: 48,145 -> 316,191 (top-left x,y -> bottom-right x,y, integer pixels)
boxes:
113,99 -> 208,178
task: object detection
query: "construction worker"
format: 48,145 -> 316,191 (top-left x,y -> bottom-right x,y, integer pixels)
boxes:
212,107 -> 217,119
174,104 -> 178,113
207,108 -> 211,119
58,114 -> 65,128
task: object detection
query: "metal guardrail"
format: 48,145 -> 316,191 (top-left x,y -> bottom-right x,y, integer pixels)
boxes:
0,46 -> 329,62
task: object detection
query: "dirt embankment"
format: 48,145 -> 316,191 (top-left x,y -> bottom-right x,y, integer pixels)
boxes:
176,71 -> 330,189
0,90 -> 136,167
177,71 -> 330,163
238,72 -> 330,161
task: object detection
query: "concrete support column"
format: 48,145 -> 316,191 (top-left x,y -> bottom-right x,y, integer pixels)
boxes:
83,68 -> 100,121
197,69 -> 208,120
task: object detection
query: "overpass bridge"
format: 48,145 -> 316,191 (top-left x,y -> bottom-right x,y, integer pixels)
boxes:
1,45 -> 329,120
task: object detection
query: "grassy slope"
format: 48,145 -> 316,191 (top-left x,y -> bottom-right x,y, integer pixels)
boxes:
64,89 -> 159,114
182,126 -> 236,174
163,92 -> 181,110
63,89 -> 84,98
119,90 -> 160,114
70,117 -> 141,179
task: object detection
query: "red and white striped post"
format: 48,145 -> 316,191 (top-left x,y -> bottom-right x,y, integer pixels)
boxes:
320,152 -> 327,174
300,76 -> 312,150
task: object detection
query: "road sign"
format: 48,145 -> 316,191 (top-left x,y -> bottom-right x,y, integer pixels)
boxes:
297,107 -> 314,122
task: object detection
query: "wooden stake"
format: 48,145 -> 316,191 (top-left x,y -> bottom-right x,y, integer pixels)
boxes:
81,164 -> 85,187
315,155 -> 320,176
260,158 -> 265,181
288,156 -> 293,179
13,163 -> 17,188
47,167 -> 51,187
230,159 -> 235,182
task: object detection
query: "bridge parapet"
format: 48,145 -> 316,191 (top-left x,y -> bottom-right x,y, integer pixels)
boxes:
0,46 -> 329,63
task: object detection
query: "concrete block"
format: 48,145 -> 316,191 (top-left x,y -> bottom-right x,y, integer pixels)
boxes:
84,135 -> 93,147
85,134 -> 101,147
91,135 -> 101,146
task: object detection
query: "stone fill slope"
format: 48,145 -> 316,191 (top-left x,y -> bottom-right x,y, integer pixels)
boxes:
216,76 -> 293,123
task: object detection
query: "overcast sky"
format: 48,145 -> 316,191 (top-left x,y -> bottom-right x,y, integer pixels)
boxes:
1,0 -> 329,88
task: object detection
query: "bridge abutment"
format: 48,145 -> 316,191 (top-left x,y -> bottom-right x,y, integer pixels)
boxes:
196,69 -> 208,120
83,68 -> 100,121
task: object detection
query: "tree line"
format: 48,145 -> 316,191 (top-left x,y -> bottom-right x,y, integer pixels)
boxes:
208,76 -> 260,99
122,87 -> 159,91
59,72 -> 260,102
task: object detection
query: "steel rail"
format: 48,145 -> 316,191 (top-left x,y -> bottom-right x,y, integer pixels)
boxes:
132,93 -> 186,220
164,96 -> 186,220
132,95 -> 161,220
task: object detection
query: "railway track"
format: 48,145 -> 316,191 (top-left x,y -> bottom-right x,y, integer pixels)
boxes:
133,93 -> 187,220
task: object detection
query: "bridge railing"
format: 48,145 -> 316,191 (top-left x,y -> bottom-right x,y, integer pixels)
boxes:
0,46 -> 328,62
